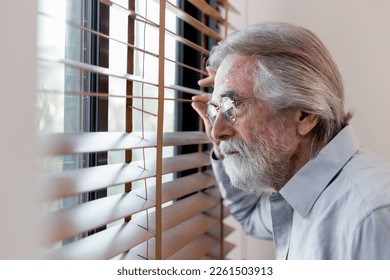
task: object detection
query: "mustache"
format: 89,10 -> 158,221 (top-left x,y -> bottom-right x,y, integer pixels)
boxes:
219,135 -> 275,169
220,137 -> 252,157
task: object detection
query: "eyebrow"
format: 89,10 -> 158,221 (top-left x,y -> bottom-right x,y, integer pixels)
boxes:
208,99 -> 219,107
220,90 -> 239,99
209,90 -> 241,107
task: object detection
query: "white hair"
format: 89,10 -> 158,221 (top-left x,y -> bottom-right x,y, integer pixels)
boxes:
209,22 -> 352,154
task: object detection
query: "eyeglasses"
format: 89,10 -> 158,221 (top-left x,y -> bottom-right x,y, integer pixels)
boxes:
207,95 -> 257,125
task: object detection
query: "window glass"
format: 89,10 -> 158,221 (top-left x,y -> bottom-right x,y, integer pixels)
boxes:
37,0 -> 83,250
38,0 -> 177,247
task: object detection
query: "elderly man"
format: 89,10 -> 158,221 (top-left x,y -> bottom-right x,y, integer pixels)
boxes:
192,22 -> 390,259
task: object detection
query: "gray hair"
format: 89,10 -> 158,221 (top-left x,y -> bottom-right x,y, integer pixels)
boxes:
208,22 -> 352,153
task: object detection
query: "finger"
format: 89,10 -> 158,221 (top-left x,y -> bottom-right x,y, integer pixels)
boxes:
205,66 -> 216,76
198,76 -> 214,88
191,94 -> 212,127
191,94 -> 211,117
191,94 -> 221,157
191,98 -> 208,120
198,67 -> 216,88
192,93 -> 211,103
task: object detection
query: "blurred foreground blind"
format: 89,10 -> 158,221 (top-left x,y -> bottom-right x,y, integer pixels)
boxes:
37,0 -> 235,260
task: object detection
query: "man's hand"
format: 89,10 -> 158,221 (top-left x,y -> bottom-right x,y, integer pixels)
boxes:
192,67 -> 223,160
197,67 -> 216,88
191,93 -> 212,139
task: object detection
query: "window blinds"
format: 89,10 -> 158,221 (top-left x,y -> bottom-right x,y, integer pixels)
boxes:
37,0 -> 234,260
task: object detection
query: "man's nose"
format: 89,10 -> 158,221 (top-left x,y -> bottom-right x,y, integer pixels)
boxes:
211,111 -> 235,141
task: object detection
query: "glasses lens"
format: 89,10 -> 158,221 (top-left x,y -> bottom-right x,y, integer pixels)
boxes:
221,97 -> 236,124
207,104 -> 218,125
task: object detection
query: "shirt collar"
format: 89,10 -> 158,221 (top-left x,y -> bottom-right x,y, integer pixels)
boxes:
279,125 -> 361,218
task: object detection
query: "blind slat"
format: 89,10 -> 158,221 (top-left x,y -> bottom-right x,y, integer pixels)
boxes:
39,86 -> 202,102
40,162 -> 154,200
38,56 -> 157,86
162,170 -> 216,202
124,214 -> 219,260
166,84 -> 206,96
164,0 -> 222,41
38,10 -> 158,59
100,0 -> 160,28
39,9 -> 210,78
43,185 -> 218,244
99,2 -> 213,57
40,152 -> 210,200
167,234 -> 219,260
165,29 -> 210,56
45,213 -> 218,260
207,241 -> 235,259
39,131 -> 210,156
206,204 -> 231,219
151,191 -> 219,232
207,224 -> 235,240
187,0 -> 225,22
42,192 -> 155,245
217,0 -> 240,14
162,214 -> 218,259
44,218 -> 154,260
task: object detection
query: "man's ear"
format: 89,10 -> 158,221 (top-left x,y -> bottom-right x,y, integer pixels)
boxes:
295,111 -> 319,136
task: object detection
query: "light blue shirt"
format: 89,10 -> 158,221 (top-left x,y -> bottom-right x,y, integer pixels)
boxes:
212,126 -> 390,259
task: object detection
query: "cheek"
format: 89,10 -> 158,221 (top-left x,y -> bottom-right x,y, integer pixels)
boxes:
234,107 -> 270,141
235,117 -> 266,142
236,111 -> 277,142
278,128 -> 300,149
234,105 -> 300,148
251,116 -> 300,149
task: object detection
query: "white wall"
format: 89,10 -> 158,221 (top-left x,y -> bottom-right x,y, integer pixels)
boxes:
225,0 -> 390,260
0,2 -> 39,259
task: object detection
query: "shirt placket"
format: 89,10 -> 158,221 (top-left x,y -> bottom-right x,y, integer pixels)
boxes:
269,193 -> 294,260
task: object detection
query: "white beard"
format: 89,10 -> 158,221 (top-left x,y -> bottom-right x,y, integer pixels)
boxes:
220,128 -> 296,194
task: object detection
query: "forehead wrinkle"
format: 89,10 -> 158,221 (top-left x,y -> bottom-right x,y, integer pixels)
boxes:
215,55 -> 257,98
